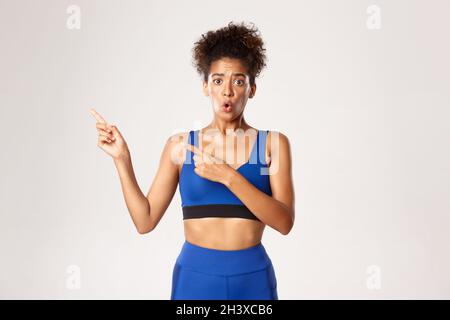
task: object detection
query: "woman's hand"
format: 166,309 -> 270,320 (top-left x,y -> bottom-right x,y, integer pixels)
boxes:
183,142 -> 236,185
89,108 -> 130,161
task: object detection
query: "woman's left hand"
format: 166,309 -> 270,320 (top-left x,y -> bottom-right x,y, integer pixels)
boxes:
183,142 -> 235,185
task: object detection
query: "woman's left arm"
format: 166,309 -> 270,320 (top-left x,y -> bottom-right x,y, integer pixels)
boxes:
184,132 -> 295,235
224,131 -> 295,235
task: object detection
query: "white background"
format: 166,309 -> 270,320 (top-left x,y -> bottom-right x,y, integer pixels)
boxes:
0,0 -> 449,299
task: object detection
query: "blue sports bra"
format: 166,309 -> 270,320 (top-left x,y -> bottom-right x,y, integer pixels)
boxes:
179,129 -> 272,221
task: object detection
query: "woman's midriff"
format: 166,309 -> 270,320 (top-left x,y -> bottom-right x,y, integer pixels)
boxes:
178,129 -> 269,251
183,217 -> 265,250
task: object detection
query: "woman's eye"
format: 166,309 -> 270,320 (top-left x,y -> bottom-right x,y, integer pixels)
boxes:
212,79 -> 244,85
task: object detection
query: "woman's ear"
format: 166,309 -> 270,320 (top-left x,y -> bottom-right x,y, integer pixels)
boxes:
202,81 -> 209,96
249,84 -> 257,98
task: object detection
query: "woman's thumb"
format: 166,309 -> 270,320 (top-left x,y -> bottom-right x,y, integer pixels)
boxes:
108,124 -> 120,135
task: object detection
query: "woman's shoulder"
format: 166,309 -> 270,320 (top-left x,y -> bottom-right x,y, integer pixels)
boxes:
168,130 -> 190,141
163,131 -> 191,168
266,130 -> 291,163
266,129 -> 290,140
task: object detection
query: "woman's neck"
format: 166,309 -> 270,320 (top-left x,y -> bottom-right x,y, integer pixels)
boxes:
205,118 -> 251,136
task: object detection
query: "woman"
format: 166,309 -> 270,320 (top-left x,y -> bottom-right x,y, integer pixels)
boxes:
90,21 -> 295,300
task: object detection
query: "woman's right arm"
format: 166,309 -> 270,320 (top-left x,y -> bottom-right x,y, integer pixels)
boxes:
113,134 -> 182,234
113,153 -> 152,234
90,108 -> 185,234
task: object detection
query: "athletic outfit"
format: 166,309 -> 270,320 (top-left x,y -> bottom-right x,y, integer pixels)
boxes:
171,129 -> 278,300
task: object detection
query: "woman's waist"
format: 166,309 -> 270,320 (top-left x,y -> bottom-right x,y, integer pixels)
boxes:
183,217 -> 265,249
175,238 -> 272,276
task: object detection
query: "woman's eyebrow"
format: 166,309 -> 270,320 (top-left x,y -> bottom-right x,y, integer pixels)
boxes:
211,73 -> 247,77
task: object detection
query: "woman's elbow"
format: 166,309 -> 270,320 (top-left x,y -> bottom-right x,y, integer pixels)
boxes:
136,223 -> 155,235
280,213 -> 295,235
279,224 -> 292,235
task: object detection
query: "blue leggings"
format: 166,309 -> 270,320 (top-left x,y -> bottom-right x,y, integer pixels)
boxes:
171,240 -> 278,300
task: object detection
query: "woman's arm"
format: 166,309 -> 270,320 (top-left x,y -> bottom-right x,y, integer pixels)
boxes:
224,131 -> 295,235
114,133 -> 185,234
183,130 -> 295,235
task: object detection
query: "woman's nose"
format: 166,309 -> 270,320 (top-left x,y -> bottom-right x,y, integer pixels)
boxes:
222,83 -> 233,96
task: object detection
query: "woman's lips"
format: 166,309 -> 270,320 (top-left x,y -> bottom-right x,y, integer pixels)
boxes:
222,103 -> 233,112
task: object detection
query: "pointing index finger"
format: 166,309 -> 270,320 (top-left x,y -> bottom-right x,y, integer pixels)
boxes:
183,143 -> 223,164
183,143 -> 204,157
89,108 -> 107,124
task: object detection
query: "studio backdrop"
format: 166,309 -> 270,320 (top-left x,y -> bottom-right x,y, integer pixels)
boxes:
0,0 -> 449,299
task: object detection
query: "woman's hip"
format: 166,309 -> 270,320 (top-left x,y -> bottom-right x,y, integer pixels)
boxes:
175,240 -> 273,276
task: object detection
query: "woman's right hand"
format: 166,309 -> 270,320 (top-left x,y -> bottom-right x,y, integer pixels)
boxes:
89,108 -> 130,161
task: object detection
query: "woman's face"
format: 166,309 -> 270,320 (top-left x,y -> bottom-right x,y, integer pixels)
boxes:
203,57 -> 256,120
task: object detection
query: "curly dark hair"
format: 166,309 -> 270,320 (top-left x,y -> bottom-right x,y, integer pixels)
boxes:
192,21 -> 267,86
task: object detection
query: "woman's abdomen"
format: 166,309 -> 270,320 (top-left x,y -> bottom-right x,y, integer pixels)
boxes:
183,217 -> 265,250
